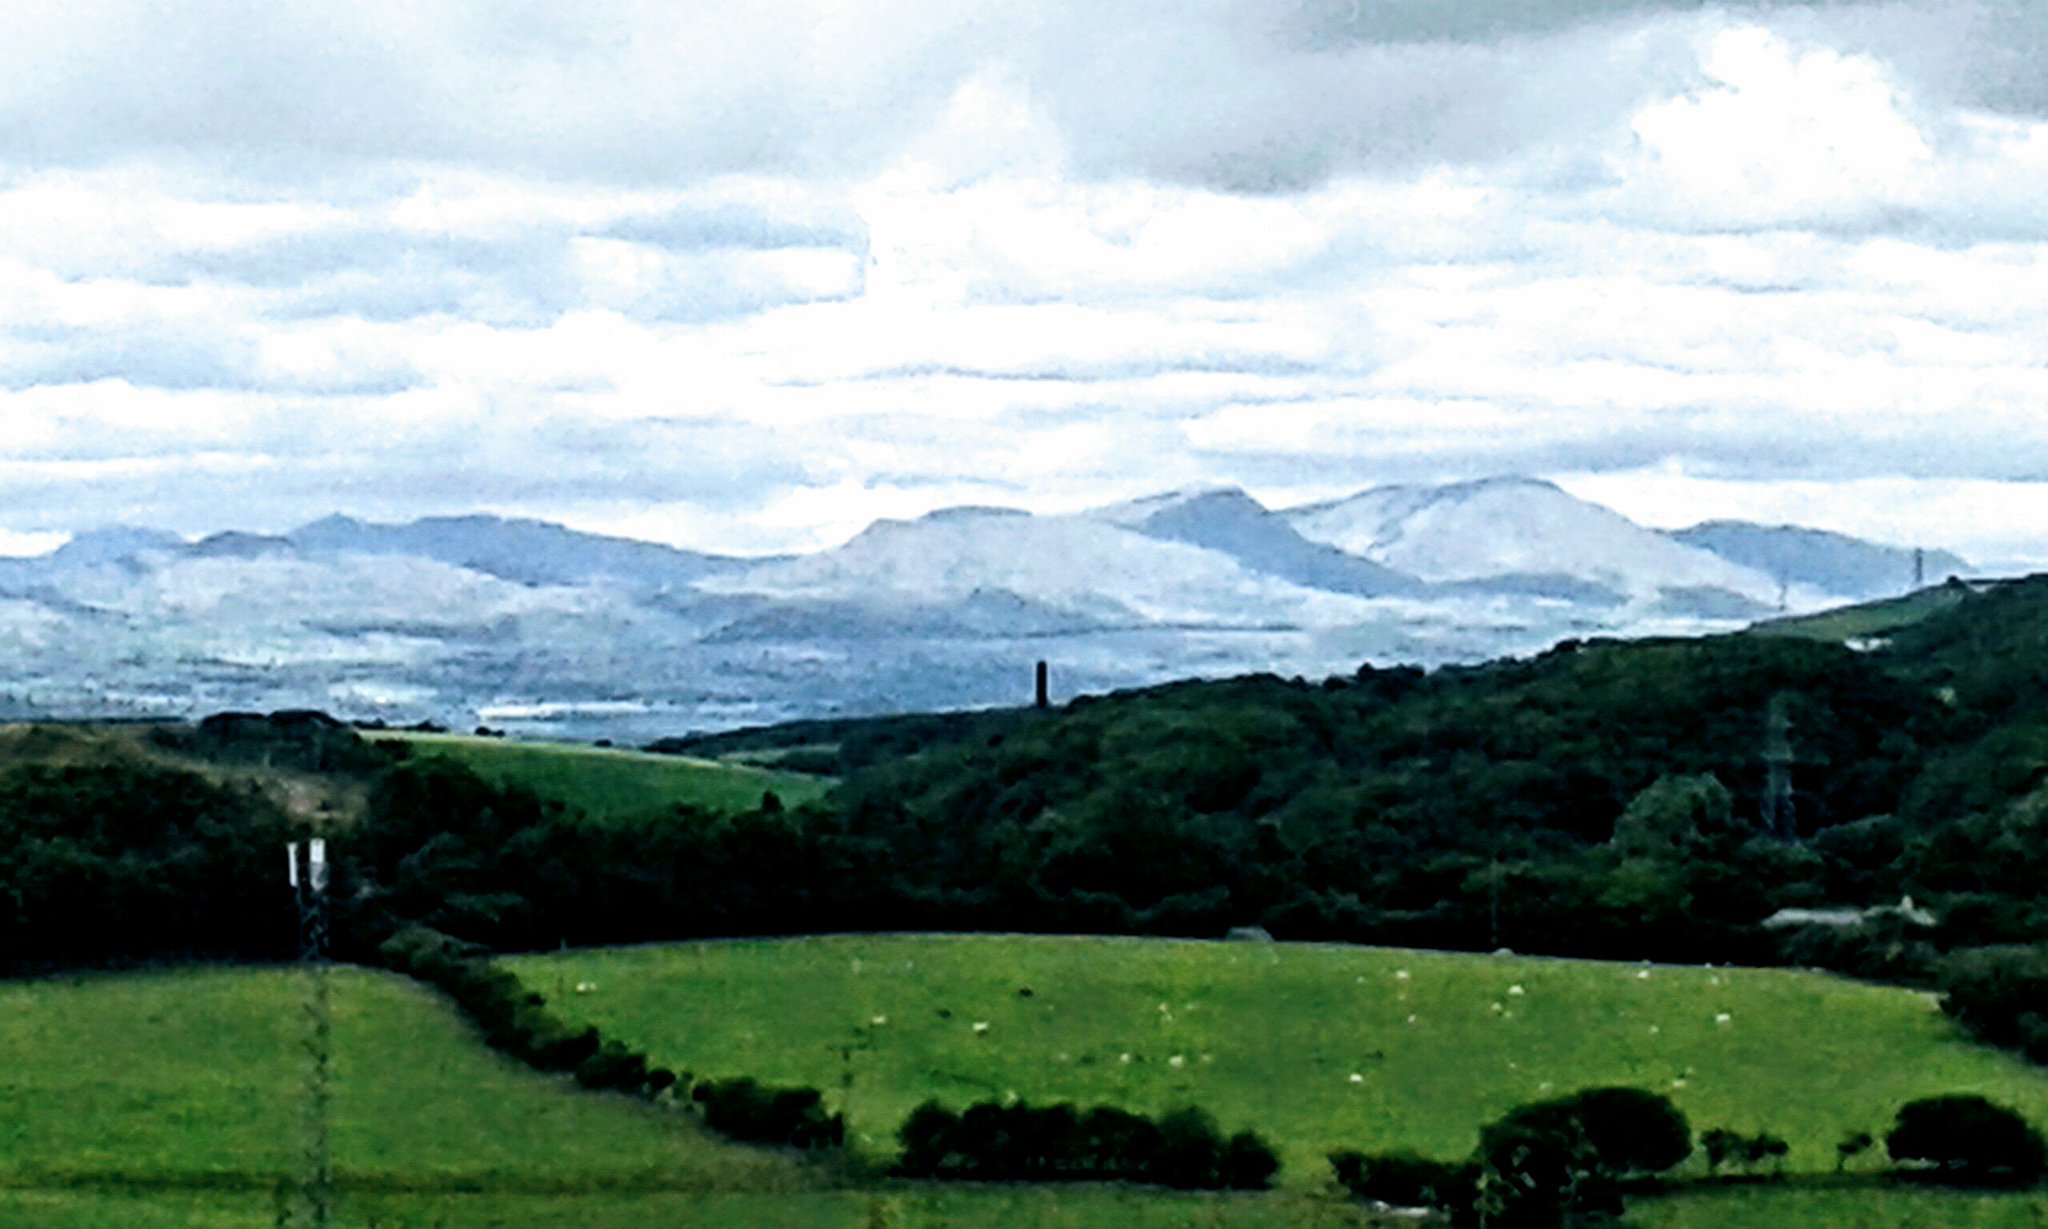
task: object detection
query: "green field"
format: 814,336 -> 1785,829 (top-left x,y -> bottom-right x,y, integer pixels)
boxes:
0,963 -> 1397,1228
1633,1184 -> 2048,1229
1751,582 -> 1975,643
511,935 -> 2048,1185
11,952 -> 2048,1227
0,1188 -> 1387,1229
0,966 -> 796,1191
371,732 -> 833,820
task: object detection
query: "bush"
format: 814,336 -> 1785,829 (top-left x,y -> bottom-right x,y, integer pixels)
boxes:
694,1077 -> 844,1150
1888,1095 -> 2048,1187
894,1099 -> 1275,1189
1329,1150 -> 1475,1209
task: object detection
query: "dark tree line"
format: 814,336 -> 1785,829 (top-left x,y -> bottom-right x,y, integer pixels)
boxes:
897,1099 -> 1278,1190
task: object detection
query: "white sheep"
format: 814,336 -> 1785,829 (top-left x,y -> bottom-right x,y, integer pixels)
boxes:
972,1021 -> 991,1035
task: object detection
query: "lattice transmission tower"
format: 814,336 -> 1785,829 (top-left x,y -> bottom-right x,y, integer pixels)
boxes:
286,839 -> 333,1229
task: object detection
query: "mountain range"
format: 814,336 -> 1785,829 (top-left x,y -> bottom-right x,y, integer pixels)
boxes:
0,477 -> 1974,740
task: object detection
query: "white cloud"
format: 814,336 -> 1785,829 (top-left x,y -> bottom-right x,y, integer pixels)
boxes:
0,2 -> 2041,560
1615,26 -> 1934,227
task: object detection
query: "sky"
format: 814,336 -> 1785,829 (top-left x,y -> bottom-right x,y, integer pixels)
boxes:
1,1 -> 2045,563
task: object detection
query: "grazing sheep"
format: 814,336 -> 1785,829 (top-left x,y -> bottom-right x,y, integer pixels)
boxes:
972,1021 -> 991,1035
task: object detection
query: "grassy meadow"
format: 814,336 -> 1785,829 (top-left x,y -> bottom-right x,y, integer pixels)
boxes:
0,966 -> 798,1191
7,950 -> 2048,1226
369,731 -> 833,821
1632,1185 -> 2048,1229
512,935 -> 2048,1184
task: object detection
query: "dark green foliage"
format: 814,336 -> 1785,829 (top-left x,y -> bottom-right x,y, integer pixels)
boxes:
1334,1089 -> 1687,1226
1936,946 -> 2048,1062
0,757 -> 298,970
894,1099 -> 1276,1190
1328,1150 -> 1476,1209
166,710 -> 396,775
1836,1130 -> 1875,1172
1542,1087 -> 1694,1176
1887,1095 -> 2048,1187
692,1077 -> 845,1150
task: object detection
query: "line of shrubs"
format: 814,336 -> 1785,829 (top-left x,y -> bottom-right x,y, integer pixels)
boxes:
1331,1088 -> 2048,1227
376,926 -> 841,1150
896,1099 -> 1279,1190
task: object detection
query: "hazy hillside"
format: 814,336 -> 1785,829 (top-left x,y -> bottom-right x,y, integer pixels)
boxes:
0,483 -> 1962,739
1671,521 -> 1970,600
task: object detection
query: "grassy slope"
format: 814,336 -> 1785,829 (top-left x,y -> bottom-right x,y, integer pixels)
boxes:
512,935 -> 2048,1184
0,966 -> 796,1190
370,732 -> 833,820
0,965 -> 1386,1228
0,1188 -> 1389,1229
1633,1186 -> 2048,1229
1751,583 -> 1974,643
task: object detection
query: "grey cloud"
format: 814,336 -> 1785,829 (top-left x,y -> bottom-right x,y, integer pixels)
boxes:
599,203 -> 869,258
1192,397 -> 2048,489
0,321 -> 423,397
149,208 -> 868,325
4,0 -> 2033,197
1,324 -> 257,392
808,353 -> 1332,387
0,413 -> 818,537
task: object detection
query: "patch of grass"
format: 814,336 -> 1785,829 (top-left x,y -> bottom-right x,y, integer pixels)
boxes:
340,1187 -> 1380,1228
1752,584 -> 1973,643
1632,1184 -> 2048,1228
0,1187 -> 1385,1228
511,935 -> 2048,1185
369,732 -> 832,821
0,966 -> 800,1190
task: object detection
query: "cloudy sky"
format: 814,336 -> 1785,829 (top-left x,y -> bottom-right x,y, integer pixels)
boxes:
2,0 -> 2045,563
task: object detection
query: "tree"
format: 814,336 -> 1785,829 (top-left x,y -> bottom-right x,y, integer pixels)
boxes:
1744,1132 -> 1789,1178
1701,1128 -> 1742,1177
1223,1130 -> 1281,1190
1610,774 -> 1740,861
1551,1087 -> 1692,1177
1835,1131 -> 1873,1174
1887,1096 -> 2048,1187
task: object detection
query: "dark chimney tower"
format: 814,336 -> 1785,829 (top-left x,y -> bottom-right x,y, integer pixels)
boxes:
1035,661 -> 1049,709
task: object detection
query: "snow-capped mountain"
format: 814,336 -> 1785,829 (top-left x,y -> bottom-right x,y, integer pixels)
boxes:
288,513 -> 744,590
0,482 -> 1970,740
1090,487 -> 1421,599
1668,522 -> 1970,601
1286,477 -> 1788,614
702,504 -> 1386,629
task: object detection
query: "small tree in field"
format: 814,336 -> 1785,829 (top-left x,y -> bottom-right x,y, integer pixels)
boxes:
1836,1131 -> 1873,1173
1887,1096 -> 2048,1188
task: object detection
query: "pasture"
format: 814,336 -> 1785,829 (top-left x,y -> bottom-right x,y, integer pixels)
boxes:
0,966 -> 797,1191
512,934 -> 2048,1184
370,731 -> 832,820
1632,1185 -> 2048,1229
